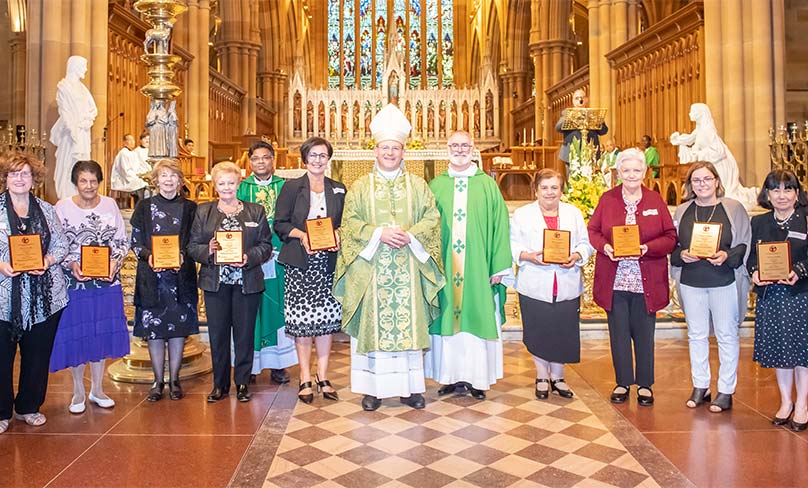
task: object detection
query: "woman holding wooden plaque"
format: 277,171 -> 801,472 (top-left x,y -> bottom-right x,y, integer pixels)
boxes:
510,169 -> 593,400
588,148 -> 677,406
748,169 -> 808,431
50,160 -> 131,414
274,137 -> 346,403
131,159 -> 199,402
0,151 -> 69,433
670,162 -> 750,413
188,162 -> 273,403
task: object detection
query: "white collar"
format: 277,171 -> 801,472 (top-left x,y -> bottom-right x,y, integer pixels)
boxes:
375,166 -> 402,180
252,174 -> 273,186
448,163 -> 478,178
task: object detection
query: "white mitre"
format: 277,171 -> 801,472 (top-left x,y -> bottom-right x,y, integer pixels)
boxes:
370,104 -> 412,144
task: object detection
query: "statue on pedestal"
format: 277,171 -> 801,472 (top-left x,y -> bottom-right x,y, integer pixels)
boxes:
670,103 -> 758,208
50,56 -> 98,199
145,99 -> 179,159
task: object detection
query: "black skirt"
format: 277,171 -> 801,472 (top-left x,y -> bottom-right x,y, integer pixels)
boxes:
519,293 -> 581,363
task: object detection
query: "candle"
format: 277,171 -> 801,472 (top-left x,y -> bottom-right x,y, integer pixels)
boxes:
531,128 -> 535,145
523,128 -> 526,145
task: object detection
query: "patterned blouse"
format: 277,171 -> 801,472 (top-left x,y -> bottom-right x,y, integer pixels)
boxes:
55,196 -> 129,290
218,203 -> 244,285
613,194 -> 644,293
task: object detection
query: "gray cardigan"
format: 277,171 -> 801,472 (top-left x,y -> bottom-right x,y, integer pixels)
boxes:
671,197 -> 751,322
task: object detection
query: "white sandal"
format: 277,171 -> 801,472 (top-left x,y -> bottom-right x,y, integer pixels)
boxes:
0,418 -> 9,434
15,412 -> 47,426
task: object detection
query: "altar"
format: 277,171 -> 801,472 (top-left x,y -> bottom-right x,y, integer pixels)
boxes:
328,148 -> 476,188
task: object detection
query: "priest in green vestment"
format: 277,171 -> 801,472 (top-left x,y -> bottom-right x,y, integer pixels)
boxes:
424,131 -> 513,400
236,141 -> 298,384
333,103 -> 445,412
642,135 -> 660,178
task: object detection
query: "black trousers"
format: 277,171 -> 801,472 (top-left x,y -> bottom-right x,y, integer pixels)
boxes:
0,310 -> 63,420
606,291 -> 656,388
204,285 -> 261,390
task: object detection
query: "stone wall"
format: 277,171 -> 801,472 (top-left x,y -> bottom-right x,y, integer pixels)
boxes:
786,0 -> 808,122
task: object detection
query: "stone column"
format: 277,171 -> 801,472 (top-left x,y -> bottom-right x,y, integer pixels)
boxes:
184,0 -> 210,154
9,33 -> 26,127
704,0 -> 785,185
589,0 -> 633,133
26,0 -> 107,201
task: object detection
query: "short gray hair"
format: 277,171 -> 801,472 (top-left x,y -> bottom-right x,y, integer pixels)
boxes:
615,147 -> 646,171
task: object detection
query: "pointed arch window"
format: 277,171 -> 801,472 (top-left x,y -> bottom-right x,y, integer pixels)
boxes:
327,0 -> 453,89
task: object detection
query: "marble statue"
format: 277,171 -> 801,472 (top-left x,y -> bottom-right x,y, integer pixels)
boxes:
50,55 -> 98,200
670,103 -> 758,208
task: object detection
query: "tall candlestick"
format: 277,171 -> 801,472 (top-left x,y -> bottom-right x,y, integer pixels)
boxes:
531,128 -> 535,145
523,128 -> 527,146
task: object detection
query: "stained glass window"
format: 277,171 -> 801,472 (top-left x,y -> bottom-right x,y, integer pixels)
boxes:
327,0 -> 453,89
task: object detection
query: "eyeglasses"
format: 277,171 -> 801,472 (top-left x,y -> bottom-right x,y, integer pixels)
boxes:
691,176 -> 716,186
249,155 -> 273,163
7,170 -> 32,179
307,153 -> 329,160
448,143 -> 471,151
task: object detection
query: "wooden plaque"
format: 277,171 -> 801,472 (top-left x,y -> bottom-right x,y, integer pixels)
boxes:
542,229 -> 571,264
80,245 -> 111,278
757,241 -> 791,282
8,234 -> 44,272
215,230 -> 244,265
689,222 -> 723,258
305,217 -> 337,251
611,225 -> 641,258
151,234 -> 181,269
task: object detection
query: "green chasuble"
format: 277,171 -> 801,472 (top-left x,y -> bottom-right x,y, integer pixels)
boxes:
428,169 -> 512,339
237,174 -> 285,349
334,170 -> 446,355
645,146 -> 660,177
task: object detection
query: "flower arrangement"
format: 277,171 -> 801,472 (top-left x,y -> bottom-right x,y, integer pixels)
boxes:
562,136 -> 608,218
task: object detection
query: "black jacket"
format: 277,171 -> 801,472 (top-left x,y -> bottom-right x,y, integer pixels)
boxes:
274,175 -> 346,272
130,195 -> 198,309
748,207 -> 808,295
187,200 -> 274,294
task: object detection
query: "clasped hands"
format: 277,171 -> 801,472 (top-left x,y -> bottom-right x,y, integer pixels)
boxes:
380,226 -> 411,249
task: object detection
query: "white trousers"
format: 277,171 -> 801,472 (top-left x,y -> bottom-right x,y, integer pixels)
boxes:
679,283 -> 740,394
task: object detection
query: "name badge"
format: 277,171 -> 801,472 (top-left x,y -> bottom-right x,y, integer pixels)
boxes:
788,231 -> 807,240
642,209 -> 659,216
244,221 -> 259,227
333,187 -> 345,194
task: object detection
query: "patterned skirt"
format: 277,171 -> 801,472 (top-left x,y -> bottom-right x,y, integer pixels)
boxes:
754,284 -> 808,369
283,253 -> 342,337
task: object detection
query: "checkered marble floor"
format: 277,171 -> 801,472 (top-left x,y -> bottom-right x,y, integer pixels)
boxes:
263,343 -> 663,488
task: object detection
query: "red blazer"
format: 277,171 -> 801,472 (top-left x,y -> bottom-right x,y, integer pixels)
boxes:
587,185 -> 677,313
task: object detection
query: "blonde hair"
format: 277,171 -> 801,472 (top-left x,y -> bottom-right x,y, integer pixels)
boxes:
150,158 -> 184,183
210,161 -> 242,183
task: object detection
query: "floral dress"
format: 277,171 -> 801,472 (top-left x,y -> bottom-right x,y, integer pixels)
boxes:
132,195 -> 199,340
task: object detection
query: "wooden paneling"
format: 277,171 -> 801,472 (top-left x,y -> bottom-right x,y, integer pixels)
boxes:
209,68 -> 245,147
546,66 -> 590,145
605,2 -> 705,165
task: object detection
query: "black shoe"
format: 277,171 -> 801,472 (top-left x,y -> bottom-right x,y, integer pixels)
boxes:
551,379 -> 574,399
686,387 -> 711,408
270,369 -> 290,384
437,383 -> 457,396
362,395 -> 381,411
147,382 -> 165,402
790,418 -> 808,432
535,379 -> 549,400
637,387 -> 654,406
400,393 -> 425,409
169,380 -> 184,400
610,385 -> 629,404
709,392 -> 732,413
207,387 -> 228,403
773,405 -> 794,426
467,385 -> 486,400
298,381 -> 314,404
236,384 -> 251,402
315,375 -> 339,401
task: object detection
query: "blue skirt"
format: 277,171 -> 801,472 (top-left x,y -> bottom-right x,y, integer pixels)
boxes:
49,285 -> 131,372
